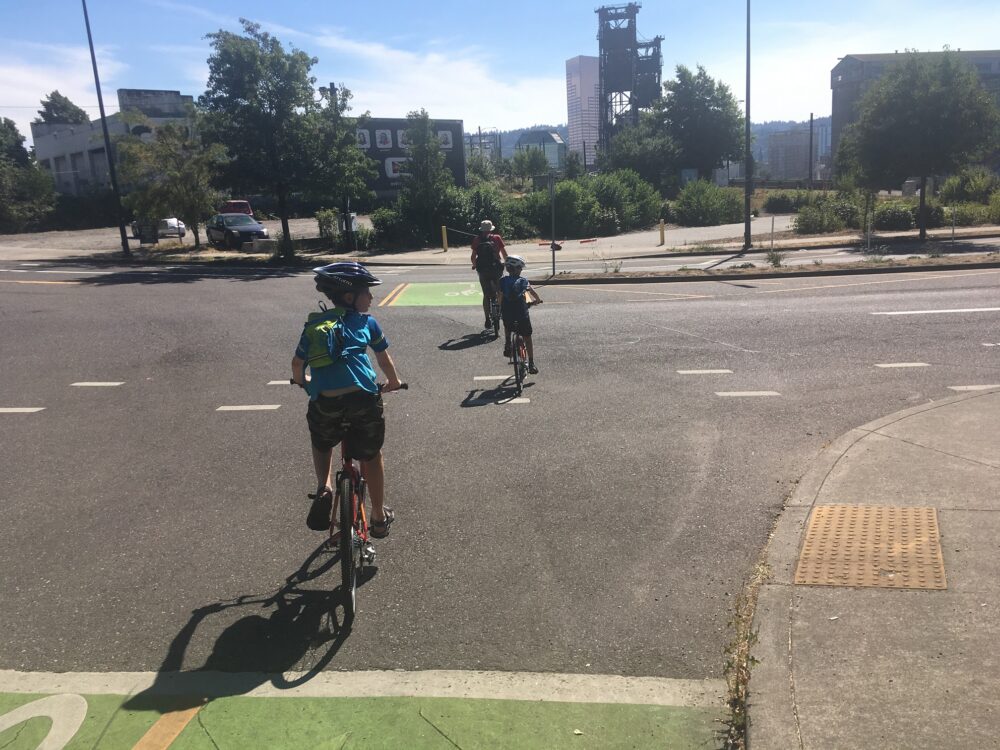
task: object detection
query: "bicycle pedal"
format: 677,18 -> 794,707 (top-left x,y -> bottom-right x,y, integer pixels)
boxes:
362,543 -> 376,563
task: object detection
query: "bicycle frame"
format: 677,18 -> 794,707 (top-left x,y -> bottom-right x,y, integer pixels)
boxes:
333,444 -> 368,548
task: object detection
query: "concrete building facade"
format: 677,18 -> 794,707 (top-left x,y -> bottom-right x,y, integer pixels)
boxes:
31,89 -> 193,196
565,56 -> 600,169
831,50 -> 1000,164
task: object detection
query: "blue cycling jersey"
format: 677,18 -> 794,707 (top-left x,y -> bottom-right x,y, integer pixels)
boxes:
295,311 -> 388,399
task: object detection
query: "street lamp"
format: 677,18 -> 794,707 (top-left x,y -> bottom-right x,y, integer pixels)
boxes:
742,0 -> 752,252
81,0 -> 130,257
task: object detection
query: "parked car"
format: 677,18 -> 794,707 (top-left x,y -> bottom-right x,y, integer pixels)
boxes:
219,200 -> 253,216
130,217 -> 186,239
206,213 -> 269,249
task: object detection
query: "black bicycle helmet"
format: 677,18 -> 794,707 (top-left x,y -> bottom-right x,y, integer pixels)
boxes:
313,262 -> 382,296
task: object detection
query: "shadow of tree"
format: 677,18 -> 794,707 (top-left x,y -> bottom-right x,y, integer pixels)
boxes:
75,265 -> 302,287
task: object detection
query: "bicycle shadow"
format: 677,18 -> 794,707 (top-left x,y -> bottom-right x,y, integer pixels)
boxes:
461,381 -> 533,406
438,332 -> 498,351
121,541 -> 376,715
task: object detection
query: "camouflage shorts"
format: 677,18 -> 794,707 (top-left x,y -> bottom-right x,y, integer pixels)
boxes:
306,390 -> 385,460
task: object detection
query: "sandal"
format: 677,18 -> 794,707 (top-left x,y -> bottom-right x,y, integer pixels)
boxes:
369,508 -> 395,539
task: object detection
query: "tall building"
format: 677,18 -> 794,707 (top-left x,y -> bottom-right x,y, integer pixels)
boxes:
514,131 -> 567,170
31,89 -> 193,196
566,56 -> 599,168
831,50 -> 1000,164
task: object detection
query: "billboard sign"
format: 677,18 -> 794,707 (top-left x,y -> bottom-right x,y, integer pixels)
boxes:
356,117 -> 466,195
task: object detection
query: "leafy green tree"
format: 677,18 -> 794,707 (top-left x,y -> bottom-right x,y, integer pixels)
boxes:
34,91 -> 90,125
118,116 -> 228,247
601,107 -> 676,192
838,51 -> 1000,239
563,150 -> 585,179
0,118 -> 55,232
661,65 -> 743,180
512,147 -> 549,186
303,84 -> 377,230
397,109 -> 456,244
199,19 -> 318,256
466,150 -> 496,185
1,117 -> 31,167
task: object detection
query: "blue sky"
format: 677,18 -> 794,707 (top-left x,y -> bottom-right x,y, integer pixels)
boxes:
3,0 -> 1000,147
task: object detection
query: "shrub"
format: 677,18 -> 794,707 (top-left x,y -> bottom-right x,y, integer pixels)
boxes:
910,199 -> 945,229
354,225 -> 377,252
660,201 -> 676,224
370,206 -> 411,247
873,202 -> 914,230
763,190 -> 812,214
315,208 -> 339,241
673,180 -> 743,226
794,204 -> 847,234
589,169 -> 661,232
939,167 -> 1000,204
988,190 -> 1000,224
949,202 -> 990,226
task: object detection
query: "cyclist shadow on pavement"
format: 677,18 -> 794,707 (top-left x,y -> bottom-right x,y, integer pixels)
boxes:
438,332 -> 498,351
122,541 -> 373,714
461,381 -> 532,406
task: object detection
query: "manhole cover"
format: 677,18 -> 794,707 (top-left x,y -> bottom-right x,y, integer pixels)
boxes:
794,504 -> 946,590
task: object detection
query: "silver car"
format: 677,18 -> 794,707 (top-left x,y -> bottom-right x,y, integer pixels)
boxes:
131,217 -> 187,239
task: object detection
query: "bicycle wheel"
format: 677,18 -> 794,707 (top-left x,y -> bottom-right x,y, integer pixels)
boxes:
491,302 -> 500,338
512,334 -> 524,395
338,474 -> 358,618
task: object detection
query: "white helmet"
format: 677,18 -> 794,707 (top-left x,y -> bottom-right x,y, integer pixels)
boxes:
504,255 -> 526,270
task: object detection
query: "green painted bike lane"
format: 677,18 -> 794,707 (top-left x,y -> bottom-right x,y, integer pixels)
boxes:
381,282 -> 484,307
0,691 -> 723,749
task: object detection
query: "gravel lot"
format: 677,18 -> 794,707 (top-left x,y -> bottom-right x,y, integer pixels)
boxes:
0,216 -> 377,253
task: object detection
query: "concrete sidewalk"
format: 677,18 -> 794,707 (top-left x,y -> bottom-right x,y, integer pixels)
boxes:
750,388 -> 1000,749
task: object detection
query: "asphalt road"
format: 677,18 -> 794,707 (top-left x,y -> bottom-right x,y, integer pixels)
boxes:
1,262 -> 998,682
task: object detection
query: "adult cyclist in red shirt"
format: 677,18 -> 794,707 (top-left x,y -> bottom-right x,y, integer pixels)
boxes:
470,219 -> 508,330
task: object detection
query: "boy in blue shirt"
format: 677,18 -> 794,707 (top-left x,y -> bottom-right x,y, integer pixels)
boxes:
498,255 -> 542,374
291,262 -> 402,537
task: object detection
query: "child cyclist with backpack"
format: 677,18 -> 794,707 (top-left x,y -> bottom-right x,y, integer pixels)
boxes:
470,219 -> 508,329
498,255 -> 543,374
291,262 -> 403,538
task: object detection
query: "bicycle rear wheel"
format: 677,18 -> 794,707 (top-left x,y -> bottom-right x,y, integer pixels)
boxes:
512,334 -> 525,395
338,474 -> 358,619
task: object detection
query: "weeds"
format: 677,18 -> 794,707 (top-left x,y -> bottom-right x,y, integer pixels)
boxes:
720,559 -> 771,750
766,249 -> 785,267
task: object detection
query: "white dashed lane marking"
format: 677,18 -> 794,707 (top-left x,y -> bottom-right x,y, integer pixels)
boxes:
677,369 -> 733,374
872,307 -> 1000,316
715,391 -> 781,397
71,381 -> 124,387
267,380 -> 292,385
874,363 -> 929,368
948,385 -> 1000,391
0,408 -> 46,413
216,405 -> 282,411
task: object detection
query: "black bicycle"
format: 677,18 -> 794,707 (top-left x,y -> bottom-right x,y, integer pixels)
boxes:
487,291 -> 501,339
510,324 -> 528,395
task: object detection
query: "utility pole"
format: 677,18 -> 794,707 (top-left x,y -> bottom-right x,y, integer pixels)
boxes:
742,0 -> 752,252
82,0 -> 130,257
808,113 -> 814,190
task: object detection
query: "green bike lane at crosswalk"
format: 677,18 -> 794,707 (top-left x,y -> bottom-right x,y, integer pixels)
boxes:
379,282 -> 484,307
0,671 -> 726,749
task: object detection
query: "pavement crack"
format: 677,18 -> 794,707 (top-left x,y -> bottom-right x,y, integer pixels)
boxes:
0,721 -> 27,749
418,708 -> 464,749
197,711 -> 222,750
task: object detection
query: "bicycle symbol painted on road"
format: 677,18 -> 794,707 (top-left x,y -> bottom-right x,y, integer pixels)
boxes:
0,694 -> 87,750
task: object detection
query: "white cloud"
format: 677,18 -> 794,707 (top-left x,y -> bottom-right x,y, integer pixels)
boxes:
306,29 -> 567,131
0,42 -> 127,148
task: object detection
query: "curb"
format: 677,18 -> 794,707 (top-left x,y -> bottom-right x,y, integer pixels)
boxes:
747,387 -> 1000,749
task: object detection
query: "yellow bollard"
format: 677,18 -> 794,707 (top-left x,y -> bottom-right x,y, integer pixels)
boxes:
441,225 -> 448,252
659,218 -> 665,246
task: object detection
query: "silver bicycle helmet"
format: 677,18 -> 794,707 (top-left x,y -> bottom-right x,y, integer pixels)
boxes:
313,262 -> 382,296
504,255 -> 526,271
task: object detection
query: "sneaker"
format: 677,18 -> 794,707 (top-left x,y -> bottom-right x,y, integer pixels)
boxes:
485,319 -> 492,329
306,488 -> 333,531
528,363 -> 539,374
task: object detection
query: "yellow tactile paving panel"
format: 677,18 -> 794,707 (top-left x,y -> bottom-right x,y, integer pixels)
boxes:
794,504 -> 947,590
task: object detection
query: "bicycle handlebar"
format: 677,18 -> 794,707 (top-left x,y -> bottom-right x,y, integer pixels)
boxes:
288,378 -> 408,393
